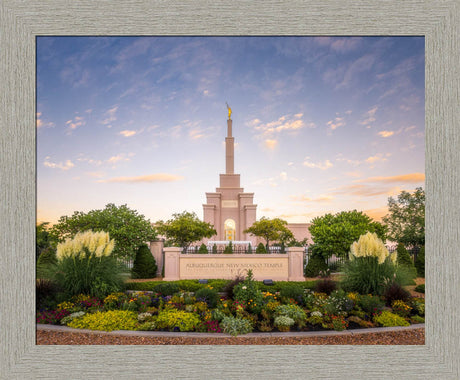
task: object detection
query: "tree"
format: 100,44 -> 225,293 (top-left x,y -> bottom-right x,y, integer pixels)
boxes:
132,244 -> 158,279
155,211 -> 216,251
396,242 -> 415,269
383,187 -> 425,248
309,210 -> 386,259
36,222 -> 57,261
50,203 -> 156,261
243,217 -> 294,250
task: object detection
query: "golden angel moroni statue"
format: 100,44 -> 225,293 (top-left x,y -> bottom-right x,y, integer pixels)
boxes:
226,102 -> 232,120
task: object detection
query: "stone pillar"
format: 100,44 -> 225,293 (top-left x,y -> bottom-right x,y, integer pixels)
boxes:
288,247 -> 305,281
149,240 -> 164,277
163,247 -> 182,281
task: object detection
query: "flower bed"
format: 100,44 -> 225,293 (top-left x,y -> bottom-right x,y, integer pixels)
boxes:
37,271 -> 425,336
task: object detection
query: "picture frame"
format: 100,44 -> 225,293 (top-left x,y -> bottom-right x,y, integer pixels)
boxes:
1,1 -> 459,378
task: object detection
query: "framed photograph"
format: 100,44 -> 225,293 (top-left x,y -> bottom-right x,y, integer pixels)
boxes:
1,1 -> 459,378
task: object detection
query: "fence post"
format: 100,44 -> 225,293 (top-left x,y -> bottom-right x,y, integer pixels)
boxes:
149,240 -> 164,277
288,247 -> 305,281
163,247 -> 182,281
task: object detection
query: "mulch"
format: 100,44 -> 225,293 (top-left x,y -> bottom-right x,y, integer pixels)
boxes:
36,328 -> 424,345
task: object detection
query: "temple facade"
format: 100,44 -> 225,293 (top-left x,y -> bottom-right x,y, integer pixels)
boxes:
203,111 -> 258,244
202,109 -> 312,247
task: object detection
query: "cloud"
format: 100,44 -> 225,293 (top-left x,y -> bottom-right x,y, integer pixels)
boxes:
189,128 -> 205,140
303,158 -> 333,170
101,106 -> 118,127
360,106 -> 378,127
378,130 -> 395,138
107,153 -> 134,165
65,116 -> 85,132
331,184 -> 399,197
98,173 -> 184,183
264,139 -> 278,150
250,113 -> 314,139
327,117 -> 345,131
85,171 -> 105,178
355,173 -> 425,184
345,110 -> 353,115
365,154 -> 388,164
119,130 -> 138,137
43,159 -> 74,171
36,112 -> 55,129
336,54 -> 376,89
290,194 -> 334,203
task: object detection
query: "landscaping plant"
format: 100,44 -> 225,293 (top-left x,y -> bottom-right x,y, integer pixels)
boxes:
52,230 -> 124,299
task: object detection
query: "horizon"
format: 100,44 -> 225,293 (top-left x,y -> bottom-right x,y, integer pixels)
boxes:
37,36 -> 425,226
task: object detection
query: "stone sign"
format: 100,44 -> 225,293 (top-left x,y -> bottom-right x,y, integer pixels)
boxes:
179,255 -> 289,280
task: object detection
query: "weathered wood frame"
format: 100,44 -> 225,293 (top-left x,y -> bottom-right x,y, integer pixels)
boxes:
1,1 -> 459,378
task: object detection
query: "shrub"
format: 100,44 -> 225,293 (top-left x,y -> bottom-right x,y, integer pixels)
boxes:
247,243 -> 253,253
36,309 -> 70,324
411,315 -> 425,324
155,309 -> 201,332
221,316 -> 253,336
223,241 -> 233,254
279,284 -> 304,304
198,243 -> 208,254
414,284 -> 425,294
391,300 -> 412,318
36,278 -> 61,311
373,311 -> 410,327
233,270 -> 264,313
357,294 -> 384,315
415,246 -> 425,277
154,282 -> 180,296
52,230 -> 123,299
383,281 -> 411,306
194,287 -> 219,308
331,315 -> 348,331
304,253 -> 328,277
256,243 -> 266,253
274,304 -> 307,327
68,310 -> 138,331
274,316 -> 295,331
323,290 -> 354,315
103,292 -> 129,310
396,243 -> 415,268
37,247 -> 57,279
60,311 -> 86,326
222,274 -> 245,299
131,244 -> 157,279
314,279 -> 337,295
212,244 -> 217,254
410,298 -> 425,316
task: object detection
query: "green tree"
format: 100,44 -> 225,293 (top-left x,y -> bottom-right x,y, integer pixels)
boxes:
415,246 -> 425,277
132,244 -> 158,279
36,222 -> 57,261
155,211 -> 216,251
50,203 -> 156,261
383,187 -> 425,248
198,243 -> 209,254
396,242 -> 415,269
309,210 -> 386,259
243,217 -> 294,250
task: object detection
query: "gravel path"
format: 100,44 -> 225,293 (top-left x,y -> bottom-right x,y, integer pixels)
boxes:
36,325 -> 424,345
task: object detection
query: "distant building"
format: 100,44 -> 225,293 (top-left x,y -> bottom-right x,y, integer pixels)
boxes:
202,110 -> 311,246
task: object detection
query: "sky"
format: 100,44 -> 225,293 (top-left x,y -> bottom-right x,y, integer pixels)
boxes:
37,36 -> 425,225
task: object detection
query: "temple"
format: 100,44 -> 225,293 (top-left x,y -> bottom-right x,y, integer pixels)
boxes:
202,110 -> 257,243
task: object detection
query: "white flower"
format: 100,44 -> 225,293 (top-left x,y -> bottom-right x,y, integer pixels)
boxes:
242,286 -> 247,290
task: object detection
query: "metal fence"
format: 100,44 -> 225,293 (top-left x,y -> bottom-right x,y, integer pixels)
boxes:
182,246 -> 287,255
304,246 -> 421,272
